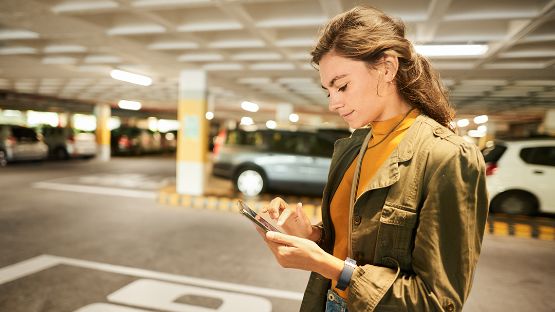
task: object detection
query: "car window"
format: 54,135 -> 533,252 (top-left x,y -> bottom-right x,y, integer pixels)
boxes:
520,146 -> 555,167
482,144 -> 507,163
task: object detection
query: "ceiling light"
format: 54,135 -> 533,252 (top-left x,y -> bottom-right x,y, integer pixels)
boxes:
177,22 -> 242,32
178,53 -> 223,62
205,112 -> 214,120
477,125 -> 487,133
415,44 -> 488,57
110,69 -> 152,86
289,113 -> 299,123
241,101 -> 259,112
0,29 -> 39,40
250,63 -> 295,70
42,56 -> 77,65
456,119 -> 469,128
266,120 -> 277,129
209,39 -> 265,49
240,117 -> 254,126
147,41 -> 199,50
474,115 -> 488,124
44,45 -> 87,53
468,130 -> 485,138
107,24 -> 166,36
52,1 -> 119,13
118,100 -> 142,110
231,52 -> 282,61
0,46 -> 37,55
202,63 -> 243,71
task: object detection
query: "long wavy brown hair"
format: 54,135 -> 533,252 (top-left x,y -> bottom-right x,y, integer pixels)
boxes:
311,6 -> 455,129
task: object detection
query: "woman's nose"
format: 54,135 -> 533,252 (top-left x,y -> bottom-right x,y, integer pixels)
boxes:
328,93 -> 343,112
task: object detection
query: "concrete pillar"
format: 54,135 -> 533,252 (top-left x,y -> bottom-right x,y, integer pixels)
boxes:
95,103 -> 111,161
177,70 -> 208,195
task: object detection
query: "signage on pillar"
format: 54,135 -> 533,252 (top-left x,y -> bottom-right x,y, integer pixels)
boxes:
183,115 -> 200,140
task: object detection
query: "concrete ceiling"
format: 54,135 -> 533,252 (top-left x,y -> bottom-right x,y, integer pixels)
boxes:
0,0 -> 554,125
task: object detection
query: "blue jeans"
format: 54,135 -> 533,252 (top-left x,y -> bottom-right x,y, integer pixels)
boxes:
325,289 -> 348,312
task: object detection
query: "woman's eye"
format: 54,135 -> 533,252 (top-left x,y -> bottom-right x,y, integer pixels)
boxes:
338,84 -> 348,92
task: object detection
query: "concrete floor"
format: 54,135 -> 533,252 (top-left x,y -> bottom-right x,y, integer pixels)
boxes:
0,155 -> 553,312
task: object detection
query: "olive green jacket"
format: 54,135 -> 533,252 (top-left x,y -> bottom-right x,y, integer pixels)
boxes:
300,114 -> 488,312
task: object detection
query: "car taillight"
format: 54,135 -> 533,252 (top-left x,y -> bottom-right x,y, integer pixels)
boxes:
6,135 -> 16,146
212,129 -> 226,157
485,162 -> 498,176
118,135 -> 130,148
67,135 -> 75,143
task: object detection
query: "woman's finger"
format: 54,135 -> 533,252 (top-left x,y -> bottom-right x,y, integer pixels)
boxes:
276,207 -> 294,226
265,197 -> 286,220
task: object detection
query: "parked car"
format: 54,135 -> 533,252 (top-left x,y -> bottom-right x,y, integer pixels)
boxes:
37,126 -> 97,159
111,126 -> 162,155
0,124 -> 48,166
482,139 -> 555,215
212,128 -> 351,196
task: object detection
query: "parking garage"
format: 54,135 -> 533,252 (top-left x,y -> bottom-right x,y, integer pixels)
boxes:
1,1 -> 554,311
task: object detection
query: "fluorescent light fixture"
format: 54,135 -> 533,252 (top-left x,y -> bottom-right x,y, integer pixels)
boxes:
468,130 -> 485,138
148,41 -> 199,50
241,101 -> 259,112
289,113 -> 299,123
237,77 -> 272,85
477,125 -> 487,133
266,120 -> 277,129
474,115 -> 488,124
118,100 -> 142,110
250,63 -> 295,70
0,46 -> 37,55
257,17 -> 326,28
44,45 -> 87,53
107,24 -> 166,36
456,119 -> 469,128
52,1 -> 118,13
42,56 -> 77,65
415,44 -> 488,57
178,53 -> 223,62
209,39 -> 265,49
110,69 -> 152,86
0,29 -> 39,40
275,38 -> 315,47
205,112 -> 214,120
231,52 -> 282,61
240,116 -> 254,126
85,55 -> 121,64
177,22 -> 242,32
202,63 -> 243,71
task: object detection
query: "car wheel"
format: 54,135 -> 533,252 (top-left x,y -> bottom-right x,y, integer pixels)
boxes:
0,150 -> 7,167
491,191 -> 538,216
234,167 -> 266,197
54,147 -> 69,160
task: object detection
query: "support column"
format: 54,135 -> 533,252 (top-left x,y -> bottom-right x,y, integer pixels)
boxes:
95,103 -> 111,161
177,70 -> 208,195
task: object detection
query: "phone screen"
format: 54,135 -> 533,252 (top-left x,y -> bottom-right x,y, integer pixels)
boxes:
238,200 -> 281,233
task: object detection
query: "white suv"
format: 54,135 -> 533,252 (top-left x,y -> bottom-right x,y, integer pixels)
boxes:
482,139 -> 555,215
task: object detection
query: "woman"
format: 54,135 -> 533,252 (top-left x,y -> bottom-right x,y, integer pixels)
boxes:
257,6 -> 489,312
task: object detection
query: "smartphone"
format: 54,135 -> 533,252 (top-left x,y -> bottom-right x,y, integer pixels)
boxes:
238,200 -> 281,233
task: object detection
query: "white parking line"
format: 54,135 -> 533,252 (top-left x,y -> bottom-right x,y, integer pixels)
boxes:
32,182 -> 156,199
0,255 -> 304,301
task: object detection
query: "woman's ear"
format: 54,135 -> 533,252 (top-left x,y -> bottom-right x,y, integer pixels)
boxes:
382,54 -> 399,83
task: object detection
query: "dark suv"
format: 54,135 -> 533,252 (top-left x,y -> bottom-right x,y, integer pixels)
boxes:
212,128 -> 351,196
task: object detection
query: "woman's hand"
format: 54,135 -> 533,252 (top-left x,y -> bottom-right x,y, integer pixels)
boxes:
261,197 -> 314,239
256,229 -> 343,280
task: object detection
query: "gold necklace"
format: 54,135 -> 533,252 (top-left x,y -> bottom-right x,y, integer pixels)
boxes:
366,107 -> 415,149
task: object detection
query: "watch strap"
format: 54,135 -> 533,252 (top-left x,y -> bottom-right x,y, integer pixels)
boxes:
336,257 -> 357,291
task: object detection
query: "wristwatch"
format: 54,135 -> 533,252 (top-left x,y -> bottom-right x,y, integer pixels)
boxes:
336,257 -> 357,291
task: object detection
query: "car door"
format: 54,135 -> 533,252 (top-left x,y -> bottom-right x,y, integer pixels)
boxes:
521,146 -> 555,213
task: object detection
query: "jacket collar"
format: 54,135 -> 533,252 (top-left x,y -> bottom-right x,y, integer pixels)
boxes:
356,114 -> 427,194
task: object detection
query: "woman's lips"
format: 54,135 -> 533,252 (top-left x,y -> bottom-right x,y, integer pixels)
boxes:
342,110 -> 354,118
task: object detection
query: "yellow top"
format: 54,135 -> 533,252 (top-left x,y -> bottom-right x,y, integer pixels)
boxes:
330,109 -> 419,298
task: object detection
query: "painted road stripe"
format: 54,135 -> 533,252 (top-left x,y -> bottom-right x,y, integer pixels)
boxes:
0,255 -> 304,301
33,182 -> 156,199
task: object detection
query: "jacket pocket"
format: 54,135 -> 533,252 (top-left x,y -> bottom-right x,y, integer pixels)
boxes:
375,205 -> 418,270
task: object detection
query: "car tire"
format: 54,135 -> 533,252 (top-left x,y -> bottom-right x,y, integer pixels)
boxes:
491,191 -> 538,216
54,147 -> 69,160
0,149 -> 7,167
234,167 -> 267,197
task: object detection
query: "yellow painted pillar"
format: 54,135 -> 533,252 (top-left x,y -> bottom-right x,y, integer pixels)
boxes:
95,103 -> 111,161
177,70 -> 208,195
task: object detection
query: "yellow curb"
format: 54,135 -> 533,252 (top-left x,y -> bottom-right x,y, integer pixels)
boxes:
492,221 -> 509,236
538,226 -> 554,240
513,223 -> 532,238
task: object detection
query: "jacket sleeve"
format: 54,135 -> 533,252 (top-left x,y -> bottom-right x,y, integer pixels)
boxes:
347,141 -> 489,312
